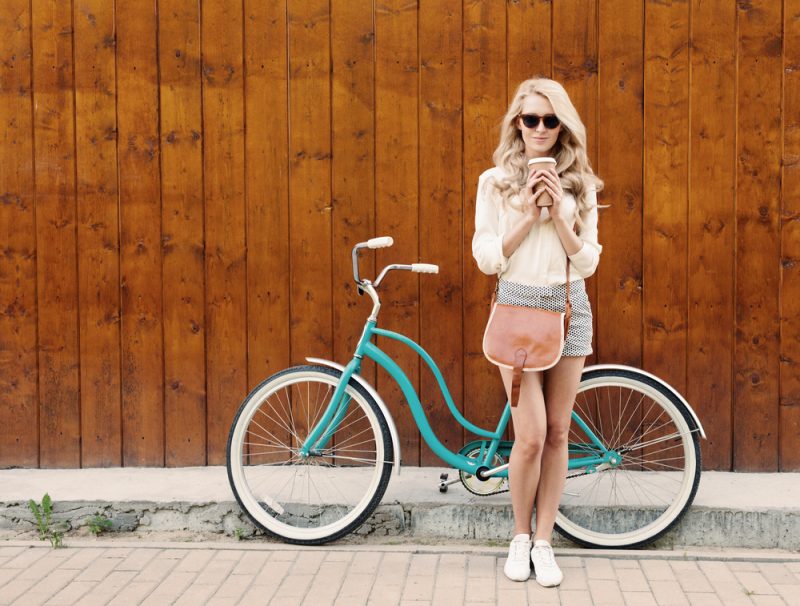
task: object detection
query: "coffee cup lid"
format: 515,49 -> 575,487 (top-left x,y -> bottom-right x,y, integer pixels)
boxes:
527,157 -> 557,165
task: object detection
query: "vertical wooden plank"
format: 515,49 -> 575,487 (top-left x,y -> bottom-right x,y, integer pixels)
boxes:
31,0 -> 81,468
507,0 -> 552,89
245,1 -> 290,389
160,0 -> 206,466
203,0 -> 247,465
288,0 -> 332,370
117,0 -> 164,466
0,1 -> 39,467
419,0 -> 463,465
596,1 -> 643,367
74,0 -> 121,467
331,0 -> 375,370
688,0 -> 736,470
734,0 -> 782,471
553,0 -> 600,366
782,0 -> 800,471
375,0 -> 420,464
463,0 -> 507,436
642,0 -> 689,392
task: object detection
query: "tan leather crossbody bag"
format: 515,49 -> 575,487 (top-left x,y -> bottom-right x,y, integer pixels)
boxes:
482,261 -> 572,407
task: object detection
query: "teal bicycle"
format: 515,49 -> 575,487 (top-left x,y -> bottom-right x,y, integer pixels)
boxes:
227,237 -> 705,548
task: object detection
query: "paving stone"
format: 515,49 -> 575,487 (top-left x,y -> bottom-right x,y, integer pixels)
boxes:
559,589 -> 593,605
402,575 -> 436,601
589,578 -> 625,605
772,584 -> 800,606
616,566 -> 651,592
649,579 -> 690,606
735,571 -> 779,596
642,559 -> 678,581
586,557 -> 616,580
495,589 -> 527,605
140,571 -> 198,606
623,591 -> 659,606
47,580 -> 97,605
407,554 -> 439,577
686,594 -> 725,606
757,563 -> 798,585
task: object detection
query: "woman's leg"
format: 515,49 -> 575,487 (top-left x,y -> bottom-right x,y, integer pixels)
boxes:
533,355 -> 586,542
500,367 -> 548,537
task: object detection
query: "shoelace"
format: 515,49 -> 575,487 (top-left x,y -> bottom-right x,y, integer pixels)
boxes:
510,540 -> 530,560
533,544 -> 556,567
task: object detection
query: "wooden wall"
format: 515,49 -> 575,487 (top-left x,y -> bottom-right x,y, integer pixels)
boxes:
1,0 -> 798,471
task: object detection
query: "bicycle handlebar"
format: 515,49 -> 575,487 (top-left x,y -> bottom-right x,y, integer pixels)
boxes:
352,237 -> 439,289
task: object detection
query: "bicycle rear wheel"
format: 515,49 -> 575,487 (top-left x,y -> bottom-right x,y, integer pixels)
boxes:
227,365 -> 393,545
556,368 -> 701,548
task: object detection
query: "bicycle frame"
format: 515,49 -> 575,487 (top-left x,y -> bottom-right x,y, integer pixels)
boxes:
299,318 -> 616,477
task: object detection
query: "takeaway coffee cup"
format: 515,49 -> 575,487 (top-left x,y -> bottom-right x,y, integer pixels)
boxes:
528,157 -> 557,207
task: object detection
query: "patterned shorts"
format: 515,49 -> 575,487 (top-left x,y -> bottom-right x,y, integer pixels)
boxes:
495,278 -> 593,357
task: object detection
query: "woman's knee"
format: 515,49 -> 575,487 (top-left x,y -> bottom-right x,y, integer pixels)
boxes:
545,422 -> 570,447
514,431 -> 546,458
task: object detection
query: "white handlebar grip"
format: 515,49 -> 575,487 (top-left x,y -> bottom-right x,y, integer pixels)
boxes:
411,263 -> 439,274
367,236 -> 394,249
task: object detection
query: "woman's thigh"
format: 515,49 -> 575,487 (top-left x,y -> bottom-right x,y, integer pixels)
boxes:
499,367 -> 547,438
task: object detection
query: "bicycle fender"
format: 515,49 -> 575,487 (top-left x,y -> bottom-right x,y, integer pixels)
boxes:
306,357 -> 403,477
584,364 -> 706,439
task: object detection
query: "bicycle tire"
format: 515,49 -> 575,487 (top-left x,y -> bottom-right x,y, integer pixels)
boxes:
555,368 -> 702,548
227,365 -> 393,545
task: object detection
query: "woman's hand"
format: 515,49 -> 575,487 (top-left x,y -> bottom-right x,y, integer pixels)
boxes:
530,167 -> 565,218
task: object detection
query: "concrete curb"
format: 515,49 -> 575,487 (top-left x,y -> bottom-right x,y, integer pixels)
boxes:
2,499 -> 798,550
3,538 -> 799,563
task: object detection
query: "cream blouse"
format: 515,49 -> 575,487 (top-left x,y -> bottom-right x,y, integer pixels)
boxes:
471,166 -> 602,286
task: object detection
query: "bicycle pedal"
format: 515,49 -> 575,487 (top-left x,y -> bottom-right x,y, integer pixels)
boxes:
440,472 -> 448,481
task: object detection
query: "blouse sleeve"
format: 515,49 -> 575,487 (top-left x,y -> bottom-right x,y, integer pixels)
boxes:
471,171 -> 509,276
568,186 -> 602,279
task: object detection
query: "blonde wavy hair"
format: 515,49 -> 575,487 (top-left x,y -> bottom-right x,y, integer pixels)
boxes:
488,78 -> 603,229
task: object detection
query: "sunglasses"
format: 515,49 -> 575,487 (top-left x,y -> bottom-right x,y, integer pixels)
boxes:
519,114 -> 560,129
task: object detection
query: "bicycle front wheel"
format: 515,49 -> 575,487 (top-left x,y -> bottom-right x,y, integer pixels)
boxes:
227,365 -> 393,545
556,368 -> 701,548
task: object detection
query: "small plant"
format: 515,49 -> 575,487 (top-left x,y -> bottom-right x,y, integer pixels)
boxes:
88,514 -> 113,536
234,527 -> 244,541
27,493 -> 65,548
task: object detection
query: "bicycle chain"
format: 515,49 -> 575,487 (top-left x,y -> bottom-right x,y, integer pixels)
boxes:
460,467 -> 604,497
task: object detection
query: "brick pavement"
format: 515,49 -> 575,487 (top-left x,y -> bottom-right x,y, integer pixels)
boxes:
1,541 -> 799,606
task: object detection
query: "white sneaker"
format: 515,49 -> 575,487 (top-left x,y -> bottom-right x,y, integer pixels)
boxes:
503,534 -> 532,581
530,539 -> 563,587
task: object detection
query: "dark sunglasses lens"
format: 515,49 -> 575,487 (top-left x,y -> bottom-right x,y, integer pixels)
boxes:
543,115 -> 560,129
521,115 -> 540,128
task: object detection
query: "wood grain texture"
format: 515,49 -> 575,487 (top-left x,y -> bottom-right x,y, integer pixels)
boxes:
3,1 -> 799,471
32,0 -> 81,468
734,0 -> 782,471
74,0 -> 121,467
245,0 -> 290,390
331,0 -> 375,374
554,0 -> 600,366
202,0 -> 247,465
643,0 -> 689,392
159,0 -> 206,466
0,0 -> 39,467
596,0 -> 643,368
117,0 -> 164,466
782,0 -> 800,471
687,0 -> 736,470
375,0 -> 420,465
733,0 -> 783,471
507,0 -> 552,90
419,0 -> 463,465
463,0 -> 508,436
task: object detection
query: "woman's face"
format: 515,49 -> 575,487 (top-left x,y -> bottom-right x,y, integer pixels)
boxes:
516,93 -> 562,159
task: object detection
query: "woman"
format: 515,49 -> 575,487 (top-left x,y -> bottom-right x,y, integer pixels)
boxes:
472,78 -> 603,585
